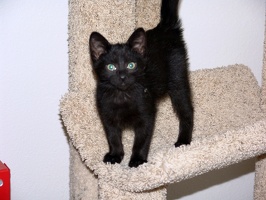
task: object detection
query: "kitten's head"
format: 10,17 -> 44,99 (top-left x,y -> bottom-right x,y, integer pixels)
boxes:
89,28 -> 146,91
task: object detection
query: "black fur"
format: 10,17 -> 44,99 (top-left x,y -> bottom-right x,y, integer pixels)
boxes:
89,0 -> 193,167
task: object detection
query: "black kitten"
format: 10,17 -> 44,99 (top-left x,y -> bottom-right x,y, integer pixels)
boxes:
89,0 -> 193,168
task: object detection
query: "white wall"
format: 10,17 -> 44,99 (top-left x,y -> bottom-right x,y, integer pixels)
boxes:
0,0 -> 264,200
181,0 -> 265,85
0,0 -> 69,199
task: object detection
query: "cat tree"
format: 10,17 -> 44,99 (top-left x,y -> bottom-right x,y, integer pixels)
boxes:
60,0 -> 266,199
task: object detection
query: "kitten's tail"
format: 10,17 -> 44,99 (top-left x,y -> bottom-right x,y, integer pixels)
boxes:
159,0 -> 180,29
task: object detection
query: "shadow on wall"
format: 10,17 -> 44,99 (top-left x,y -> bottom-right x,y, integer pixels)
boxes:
59,113 -> 72,145
167,158 -> 255,200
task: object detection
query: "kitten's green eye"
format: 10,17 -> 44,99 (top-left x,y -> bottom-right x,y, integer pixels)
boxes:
107,64 -> 116,71
127,62 -> 136,70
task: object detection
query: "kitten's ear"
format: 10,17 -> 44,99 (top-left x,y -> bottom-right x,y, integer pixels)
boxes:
89,32 -> 110,62
127,28 -> 146,56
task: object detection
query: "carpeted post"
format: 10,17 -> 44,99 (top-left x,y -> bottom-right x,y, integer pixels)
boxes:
70,145 -> 98,199
254,155 -> 266,200
260,7 -> 266,112
98,178 -> 167,200
68,0 -> 136,199
254,9 -> 266,200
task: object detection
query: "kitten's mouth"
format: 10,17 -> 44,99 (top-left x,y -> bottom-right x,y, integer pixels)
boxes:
117,83 -> 129,91
110,78 -> 133,91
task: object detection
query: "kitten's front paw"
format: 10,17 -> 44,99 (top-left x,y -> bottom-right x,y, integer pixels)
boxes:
103,153 -> 123,164
129,156 -> 147,168
174,141 -> 190,147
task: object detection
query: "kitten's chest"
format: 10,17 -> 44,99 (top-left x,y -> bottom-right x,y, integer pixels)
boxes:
99,89 -> 143,125
111,92 -> 133,106
111,93 -> 140,125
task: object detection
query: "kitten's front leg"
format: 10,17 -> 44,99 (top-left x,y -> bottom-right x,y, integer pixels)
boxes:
103,124 -> 124,164
129,115 -> 155,167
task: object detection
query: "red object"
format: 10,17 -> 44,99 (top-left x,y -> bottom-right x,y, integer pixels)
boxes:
0,161 -> 10,200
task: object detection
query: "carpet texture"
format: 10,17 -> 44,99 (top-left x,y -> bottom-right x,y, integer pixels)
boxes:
60,0 -> 266,199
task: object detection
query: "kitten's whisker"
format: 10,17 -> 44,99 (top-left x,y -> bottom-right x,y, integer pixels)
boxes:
136,73 -> 146,78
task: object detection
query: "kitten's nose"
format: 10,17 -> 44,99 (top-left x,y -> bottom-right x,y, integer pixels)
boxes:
120,74 -> 126,80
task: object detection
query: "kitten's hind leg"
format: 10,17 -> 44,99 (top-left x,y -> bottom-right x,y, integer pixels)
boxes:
103,125 -> 124,164
167,59 -> 194,147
